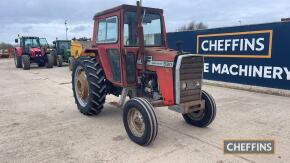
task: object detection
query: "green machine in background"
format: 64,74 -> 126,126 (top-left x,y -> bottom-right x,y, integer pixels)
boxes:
51,40 -> 71,67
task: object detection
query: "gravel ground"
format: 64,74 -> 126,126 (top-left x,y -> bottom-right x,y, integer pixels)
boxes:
0,58 -> 289,163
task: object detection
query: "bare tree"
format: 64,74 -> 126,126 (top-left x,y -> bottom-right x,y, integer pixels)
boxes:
196,22 -> 208,30
176,21 -> 208,31
0,42 -> 13,50
177,25 -> 187,31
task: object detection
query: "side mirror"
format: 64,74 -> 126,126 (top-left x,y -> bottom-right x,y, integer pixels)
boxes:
53,41 -> 56,45
15,39 -> 18,43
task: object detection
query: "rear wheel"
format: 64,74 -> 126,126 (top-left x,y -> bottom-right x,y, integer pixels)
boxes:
123,98 -> 158,146
72,57 -> 106,115
46,54 -> 54,68
22,55 -> 30,70
57,55 -> 63,67
14,53 -> 22,68
68,57 -> 75,71
182,90 -> 216,127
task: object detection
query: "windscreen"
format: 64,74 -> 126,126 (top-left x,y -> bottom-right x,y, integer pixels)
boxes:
124,11 -> 162,46
57,41 -> 71,53
24,38 -> 40,48
39,38 -> 48,46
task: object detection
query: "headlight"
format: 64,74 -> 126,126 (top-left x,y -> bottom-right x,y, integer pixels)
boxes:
181,81 -> 187,90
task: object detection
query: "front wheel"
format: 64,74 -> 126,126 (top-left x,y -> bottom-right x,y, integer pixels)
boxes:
22,55 -> 30,70
57,55 -> 63,67
72,57 -> 106,115
53,53 -> 57,66
46,54 -> 54,68
182,90 -> 216,127
14,53 -> 22,68
123,97 -> 158,146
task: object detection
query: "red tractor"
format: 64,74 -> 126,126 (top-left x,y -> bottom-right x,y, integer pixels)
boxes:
72,2 -> 216,146
14,36 -> 54,70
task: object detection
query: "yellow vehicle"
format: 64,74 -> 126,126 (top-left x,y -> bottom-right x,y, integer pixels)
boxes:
69,38 -> 94,70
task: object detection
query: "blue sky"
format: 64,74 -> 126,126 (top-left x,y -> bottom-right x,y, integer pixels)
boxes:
0,0 -> 289,43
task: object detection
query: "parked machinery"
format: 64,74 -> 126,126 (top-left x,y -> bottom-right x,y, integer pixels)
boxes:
40,38 -> 52,56
0,49 -> 10,58
14,36 -> 54,70
51,40 -> 71,67
69,38 -> 94,70
71,2 -> 216,146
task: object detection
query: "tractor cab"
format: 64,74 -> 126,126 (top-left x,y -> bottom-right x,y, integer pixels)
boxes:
52,40 -> 71,67
91,4 -> 167,87
39,38 -> 51,55
39,38 -> 49,48
15,37 -> 42,54
53,40 -> 71,54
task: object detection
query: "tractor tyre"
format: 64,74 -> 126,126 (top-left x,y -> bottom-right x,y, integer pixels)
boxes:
21,55 -> 30,70
57,55 -> 63,67
46,54 -> 54,68
52,52 -> 57,66
123,97 -> 158,146
72,57 -> 106,116
182,90 -> 216,127
14,53 -> 22,68
68,57 -> 75,71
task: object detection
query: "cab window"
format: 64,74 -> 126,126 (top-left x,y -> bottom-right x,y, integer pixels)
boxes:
124,12 -> 162,46
97,16 -> 118,43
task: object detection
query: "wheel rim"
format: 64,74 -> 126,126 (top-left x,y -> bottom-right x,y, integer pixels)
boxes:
127,108 -> 145,137
74,66 -> 89,107
188,109 -> 205,121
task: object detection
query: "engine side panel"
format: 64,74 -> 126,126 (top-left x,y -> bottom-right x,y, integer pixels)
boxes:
156,68 -> 174,105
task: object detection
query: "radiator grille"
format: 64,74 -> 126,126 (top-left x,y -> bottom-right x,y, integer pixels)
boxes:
175,55 -> 204,104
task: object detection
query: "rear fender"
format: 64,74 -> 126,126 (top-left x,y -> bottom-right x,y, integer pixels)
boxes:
83,48 -> 114,85
84,48 -> 99,62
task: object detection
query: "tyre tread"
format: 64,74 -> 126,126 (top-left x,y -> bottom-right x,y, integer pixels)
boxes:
72,57 -> 106,116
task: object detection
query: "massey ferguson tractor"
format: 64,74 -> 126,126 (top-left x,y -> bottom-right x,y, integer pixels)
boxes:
72,2 -> 216,146
14,36 -> 54,70
51,40 -> 71,67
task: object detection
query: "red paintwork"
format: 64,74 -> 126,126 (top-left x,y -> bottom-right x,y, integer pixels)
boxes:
15,47 -> 44,58
29,48 -> 43,57
89,5 -> 179,106
15,47 -> 23,56
138,48 -> 177,105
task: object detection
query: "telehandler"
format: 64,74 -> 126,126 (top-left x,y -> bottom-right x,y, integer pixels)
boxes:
72,2 -> 216,146
69,38 -> 94,70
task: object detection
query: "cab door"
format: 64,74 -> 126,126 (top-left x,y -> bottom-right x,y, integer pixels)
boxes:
96,14 -> 123,86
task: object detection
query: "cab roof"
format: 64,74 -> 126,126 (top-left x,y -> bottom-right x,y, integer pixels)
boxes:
21,36 -> 39,39
94,4 -> 163,18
